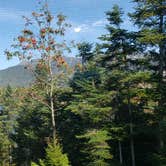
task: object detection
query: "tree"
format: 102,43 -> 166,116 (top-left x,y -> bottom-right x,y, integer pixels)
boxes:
129,0 -> 166,164
68,44 -> 115,165
2,1 -> 166,165
31,142 -> 70,166
4,1 -> 73,165
77,42 -> 93,65
0,121 -> 11,166
5,0 -> 72,143
11,92 -> 51,165
68,78 -> 114,165
0,86 -> 20,166
95,4 -> 152,166
96,4 -> 135,166
78,130 -> 112,166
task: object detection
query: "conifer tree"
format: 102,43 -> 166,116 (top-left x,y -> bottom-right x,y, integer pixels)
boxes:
129,0 -> 166,163
96,4 -> 152,166
68,78 -> 114,165
77,42 -> 93,65
0,86 -> 19,165
31,142 -> 70,166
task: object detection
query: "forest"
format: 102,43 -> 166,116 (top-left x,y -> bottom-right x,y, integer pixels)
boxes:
0,0 -> 166,166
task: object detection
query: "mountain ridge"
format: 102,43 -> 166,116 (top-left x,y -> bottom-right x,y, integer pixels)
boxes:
0,56 -> 80,87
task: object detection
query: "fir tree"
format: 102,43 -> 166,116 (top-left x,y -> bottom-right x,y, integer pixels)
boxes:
77,42 -> 93,65
129,0 -> 166,164
31,141 -> 70,166
96,4 -> 152,166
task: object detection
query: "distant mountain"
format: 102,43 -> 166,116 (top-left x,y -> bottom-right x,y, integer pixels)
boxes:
0,56 -> 80,87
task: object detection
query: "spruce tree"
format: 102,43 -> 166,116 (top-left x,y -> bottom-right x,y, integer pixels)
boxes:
77,42 -> 93,65
31,142 -> 70,166
96,4 -> 152,166
68,78 -> 114,166
129,0 -> 166,164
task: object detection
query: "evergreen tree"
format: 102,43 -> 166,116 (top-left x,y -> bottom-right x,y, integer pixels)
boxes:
68,79 -> 114,165
11,86 -> 72,165
96,4 -> 152,166
0,86 -> 19,165
1,1 -> 166,166
31,142 -> 70,166
77,42 -> 93,65
129,0 -> 166,164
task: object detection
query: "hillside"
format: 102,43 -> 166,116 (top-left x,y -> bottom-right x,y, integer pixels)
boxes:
0,56 -> 80,87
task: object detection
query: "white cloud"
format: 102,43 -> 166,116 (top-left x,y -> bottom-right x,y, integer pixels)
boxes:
72,19 -> 108,34
74,27 -> 81,33
92,19 -> 108,27
72,18 -> 135,34
0,7 -> 30,22
73,24 -> 89,33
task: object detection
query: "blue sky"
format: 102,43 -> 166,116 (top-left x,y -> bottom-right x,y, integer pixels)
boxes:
0,0 -> 134,70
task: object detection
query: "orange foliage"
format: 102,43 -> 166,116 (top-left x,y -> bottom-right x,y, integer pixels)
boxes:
18,36 -> 26,43
31,38 -> 37,45
46,47 -> 51,52
41,28 -> 46,33
25,44 -> 31,49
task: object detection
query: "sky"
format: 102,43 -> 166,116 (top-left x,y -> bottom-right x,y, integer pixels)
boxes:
0,0 -> 135,70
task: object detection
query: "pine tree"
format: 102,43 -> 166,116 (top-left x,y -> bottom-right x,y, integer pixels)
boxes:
31,142 -> 70,166
68,78 -> 114,165
78,129 -> 112,166
0,86 -> 19,165
77,42 -> 93,65
129,0 -> 166,164
95,4 -> 152,166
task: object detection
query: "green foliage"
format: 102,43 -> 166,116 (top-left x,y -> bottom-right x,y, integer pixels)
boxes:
68,80 -> 114,124
12,101 -> 51,165
78,130 -> 112,166
105,5 -> 123,26
0,86 -> 19,165
0,122 -> 11,166
129,0 -> 166,165
0,1 -> 166,166
77,42 -> 93,64
68,40 -> 114,165
32,142 -> 70,166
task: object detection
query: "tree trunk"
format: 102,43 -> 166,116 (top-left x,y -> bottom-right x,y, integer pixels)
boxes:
118,141 -> 123,165
51,96 -> 56,141
158,9 -> 165,150
159,122 -> 164,150
128,89 -> 136,166
49,58 -> 56,142
9,145 -> 12,166
130,123 -> 135,166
